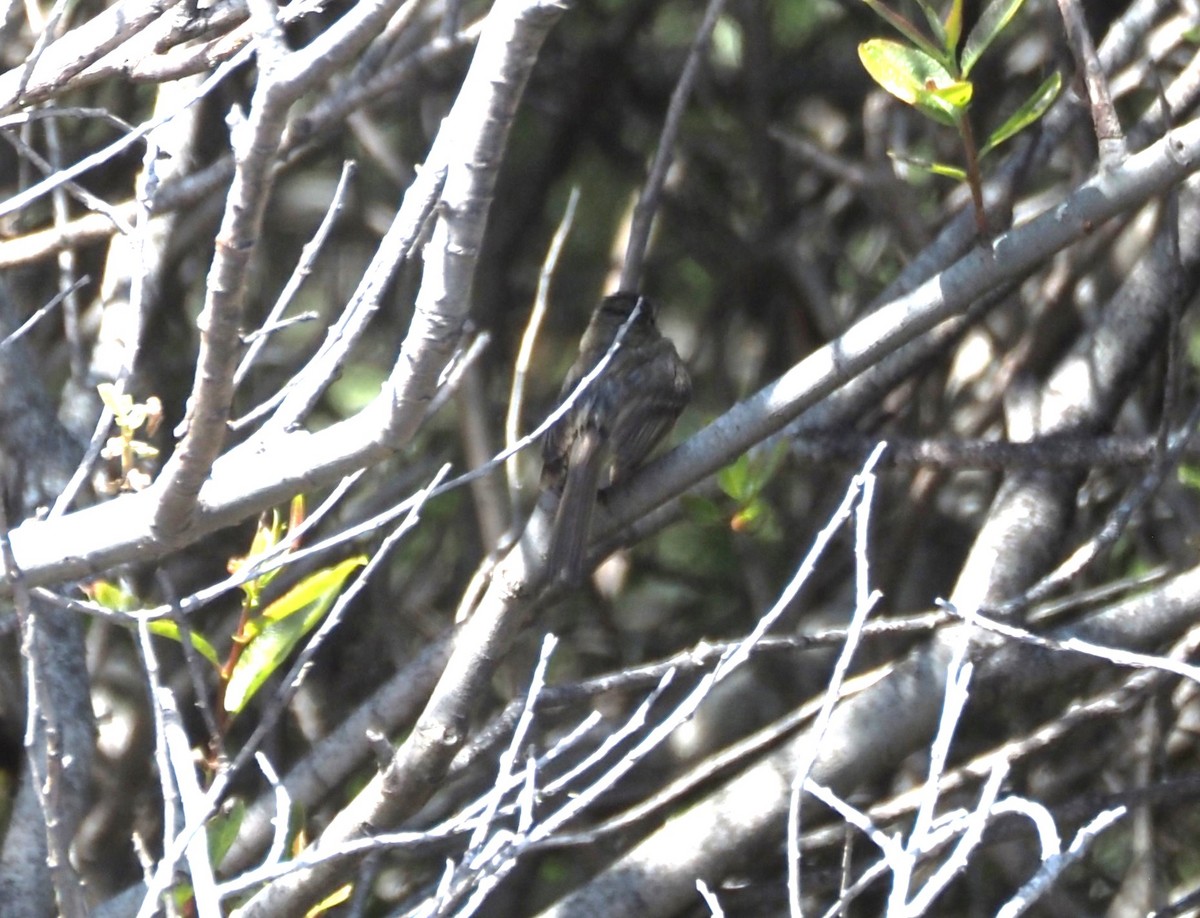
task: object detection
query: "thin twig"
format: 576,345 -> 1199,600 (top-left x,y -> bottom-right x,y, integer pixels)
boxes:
1056,0 -> 1128,164
506,185 -> 580,497
620,0 -> 728,289
234,160 -> 356,387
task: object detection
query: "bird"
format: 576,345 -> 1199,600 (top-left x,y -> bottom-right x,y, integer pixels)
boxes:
540,292 -> 691,584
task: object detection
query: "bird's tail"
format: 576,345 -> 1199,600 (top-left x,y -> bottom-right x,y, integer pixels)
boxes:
545,428 -> 606,585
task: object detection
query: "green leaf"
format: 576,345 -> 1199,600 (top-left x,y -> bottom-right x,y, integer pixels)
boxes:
97,382 -> 133,423
170,883 -> 194,912
208,800 -> 246,869
755,441 -> 790,490
1179,464 -> 1200,492
681,494 -> 727,526
929,79 -> 973,109
961,0 -> 1025,77
224,556 -> 366,714
247,508 -> 286,563
88,579 -> 138,612
327,363 -> 388,419
717,453 -> 754,502
943,0 -> 964,53
717,442 -> 787,503
888,150 -> 968,180
232,509 -> 293,607
860,0 -> 945,64
711,14 -> 743,69
912,0 -> 947,53
265,556 -> 365,622
979,71 -> 1062,158
858,39 -> 962,127
147,621 -> 221,669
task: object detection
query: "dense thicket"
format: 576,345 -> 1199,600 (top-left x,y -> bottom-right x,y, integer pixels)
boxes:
2,0 -> 1200,915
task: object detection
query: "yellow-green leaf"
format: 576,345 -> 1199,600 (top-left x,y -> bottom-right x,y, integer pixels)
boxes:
943,0 -> 963,52
860,0 -> 945,64
888,150 -> 968,181
265,556 -> 367,623
979,71 -> 1061,158
147,621 -> 221,669
87,579 -> 138,612
718,453 -> 755,502
248,507 -> 286,560
718,442 -> 788,503
858,39 -> 961,127
224,556 -> 366,714
232,508 -> 291,601
97,382 -> 133,420
929,79 -> 973,109
1179,464 -> 1200,492
306,884 -> 352,917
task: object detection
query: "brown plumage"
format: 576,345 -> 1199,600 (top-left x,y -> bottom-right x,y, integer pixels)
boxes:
540,293 -> 690,583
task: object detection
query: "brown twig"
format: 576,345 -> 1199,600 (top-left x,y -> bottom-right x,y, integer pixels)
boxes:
1056,0 -> 1128,164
